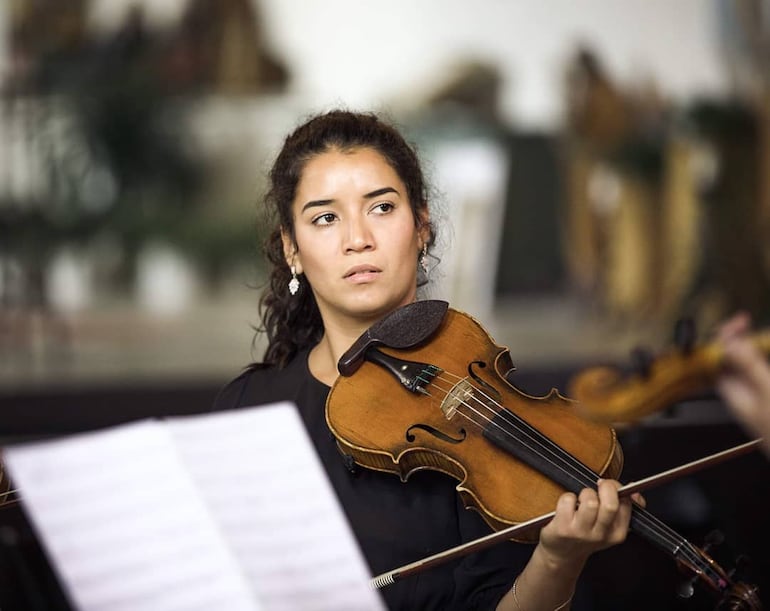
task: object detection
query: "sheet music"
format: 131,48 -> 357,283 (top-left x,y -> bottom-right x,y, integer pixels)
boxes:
4,420 -> 260,611
166,403 -> 384,611
4,403 -> 384,611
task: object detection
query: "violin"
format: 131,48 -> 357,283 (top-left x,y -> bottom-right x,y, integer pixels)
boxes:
325,300 -> 762,609
569,326 -> 770,423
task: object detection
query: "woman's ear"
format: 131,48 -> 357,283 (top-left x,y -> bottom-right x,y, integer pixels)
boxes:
281,229 -> 302,274
417,209 -> 432,249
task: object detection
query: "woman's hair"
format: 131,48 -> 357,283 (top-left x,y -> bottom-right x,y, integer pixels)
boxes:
259,109 -> 436,367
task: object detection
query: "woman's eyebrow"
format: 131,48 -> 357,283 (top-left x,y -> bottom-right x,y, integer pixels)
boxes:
301,198 -> 333,213
301,187 -> 399,213
363,186 -> 399,199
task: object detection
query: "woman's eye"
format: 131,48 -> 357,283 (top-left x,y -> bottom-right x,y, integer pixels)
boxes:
312,212 -> 337,226
372,202 -> 394,214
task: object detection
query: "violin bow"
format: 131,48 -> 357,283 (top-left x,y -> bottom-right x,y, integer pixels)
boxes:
369,438 -> 763,589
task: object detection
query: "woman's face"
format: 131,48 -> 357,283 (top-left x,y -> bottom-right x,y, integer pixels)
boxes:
285,147 -> 429,328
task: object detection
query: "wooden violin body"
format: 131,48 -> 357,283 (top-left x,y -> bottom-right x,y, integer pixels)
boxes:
326,306 -> 622,540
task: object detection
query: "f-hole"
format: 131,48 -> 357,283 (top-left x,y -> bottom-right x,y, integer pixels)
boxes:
406,424 -> 467,444
468,360 -> 502,402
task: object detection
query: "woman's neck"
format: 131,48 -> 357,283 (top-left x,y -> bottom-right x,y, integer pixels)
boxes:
308,325 -> 368,387
308,302 -> 417,386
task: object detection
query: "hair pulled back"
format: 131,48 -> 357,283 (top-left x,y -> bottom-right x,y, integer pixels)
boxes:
260,109 -> 435,367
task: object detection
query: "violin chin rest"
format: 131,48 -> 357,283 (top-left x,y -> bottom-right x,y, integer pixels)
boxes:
338,300 -> 449,376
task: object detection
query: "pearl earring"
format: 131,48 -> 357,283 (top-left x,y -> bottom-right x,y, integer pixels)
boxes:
420,245 -> 429,273
288,265 -> 300,295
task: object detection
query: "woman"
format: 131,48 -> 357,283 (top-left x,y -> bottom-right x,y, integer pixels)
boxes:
213,110 -> 635,610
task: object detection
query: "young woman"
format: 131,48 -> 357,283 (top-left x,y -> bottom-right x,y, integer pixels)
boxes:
213,110 -> 635,610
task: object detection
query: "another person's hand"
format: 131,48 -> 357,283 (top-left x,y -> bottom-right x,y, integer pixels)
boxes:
716,312 -> 770,455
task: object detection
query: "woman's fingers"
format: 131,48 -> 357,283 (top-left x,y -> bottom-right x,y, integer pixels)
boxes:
593,479 -> 622,533
553,480 -> 628,538
573,487 -> 601,532
540,479 -> 634,566
631,491 -> 646,508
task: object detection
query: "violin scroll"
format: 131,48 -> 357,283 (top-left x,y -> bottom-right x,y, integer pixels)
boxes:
675,532 -> 763,610
716,554 -> 763,610
716,581 -> 762,610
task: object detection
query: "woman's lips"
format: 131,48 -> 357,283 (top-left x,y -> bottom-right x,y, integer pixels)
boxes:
344,265 -> 381,283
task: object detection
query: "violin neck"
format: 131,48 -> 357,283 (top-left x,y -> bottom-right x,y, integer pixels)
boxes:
483,408 -> 731,593
628,506 -> 730,593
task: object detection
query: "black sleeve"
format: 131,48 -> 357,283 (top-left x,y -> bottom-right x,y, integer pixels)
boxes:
448,495 -> 532,610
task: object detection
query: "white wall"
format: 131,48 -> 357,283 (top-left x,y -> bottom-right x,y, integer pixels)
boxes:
260,0 -> 728,128
81,0 -> 729,129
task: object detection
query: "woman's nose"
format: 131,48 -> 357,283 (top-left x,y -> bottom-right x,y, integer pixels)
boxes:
344,216 -> 374,252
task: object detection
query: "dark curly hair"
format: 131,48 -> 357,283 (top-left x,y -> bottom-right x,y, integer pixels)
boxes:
259,109 -> 436,367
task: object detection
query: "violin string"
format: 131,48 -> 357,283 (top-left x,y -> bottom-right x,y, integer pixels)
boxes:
430,370 -> 604,487
424,370 -> 720,586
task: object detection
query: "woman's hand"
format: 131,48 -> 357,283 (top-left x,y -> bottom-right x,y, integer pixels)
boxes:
497,480 -> 640,611
717,312 -> 770,455
537,479 -> 636,568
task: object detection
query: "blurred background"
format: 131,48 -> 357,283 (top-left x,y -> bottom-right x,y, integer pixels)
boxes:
1,1 -> 769,609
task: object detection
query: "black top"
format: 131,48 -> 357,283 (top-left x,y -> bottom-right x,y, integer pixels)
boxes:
212,348 -> 531,611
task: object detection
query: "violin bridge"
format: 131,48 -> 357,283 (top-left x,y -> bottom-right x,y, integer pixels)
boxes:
441,378 -> 475,419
